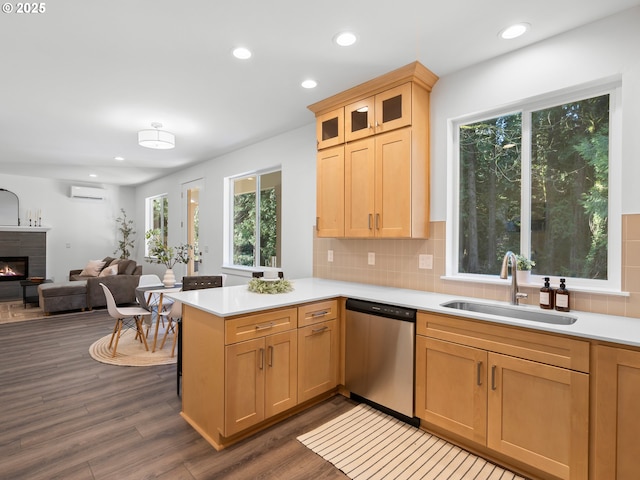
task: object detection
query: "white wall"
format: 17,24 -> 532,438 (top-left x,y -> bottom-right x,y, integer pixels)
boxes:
430,7 -> 640,220
133,124 -> 317,285
0,173 -> 136,282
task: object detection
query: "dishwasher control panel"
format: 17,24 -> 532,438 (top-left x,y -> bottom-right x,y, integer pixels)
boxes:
346,298 -> 416,322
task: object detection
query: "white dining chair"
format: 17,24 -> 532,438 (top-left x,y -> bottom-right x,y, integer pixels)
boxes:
158,300 -> 182,358
100,283 -> 151,358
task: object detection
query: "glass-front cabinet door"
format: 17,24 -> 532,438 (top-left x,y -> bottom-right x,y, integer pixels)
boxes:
316,107 -> 344,150
374,82 -> 412,133
345,96 -> 375,142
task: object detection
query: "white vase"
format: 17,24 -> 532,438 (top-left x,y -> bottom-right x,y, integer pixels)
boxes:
163,268 -> 176,287
516,270 -> 531,285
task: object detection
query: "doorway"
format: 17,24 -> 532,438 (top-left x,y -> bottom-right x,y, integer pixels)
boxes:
182,179 -> 203,276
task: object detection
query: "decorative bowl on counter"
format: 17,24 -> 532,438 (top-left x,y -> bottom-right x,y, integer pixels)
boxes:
28,277 -> 45,284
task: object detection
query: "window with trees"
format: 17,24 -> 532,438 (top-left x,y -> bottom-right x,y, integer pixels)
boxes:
230,169 -> 281,268
451,83 -> 620,290
145,194 -> 168,257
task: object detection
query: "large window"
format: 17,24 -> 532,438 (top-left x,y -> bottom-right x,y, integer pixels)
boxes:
145,194 -> 168,257
450,83 -> 620,290
229,169 -> 281,268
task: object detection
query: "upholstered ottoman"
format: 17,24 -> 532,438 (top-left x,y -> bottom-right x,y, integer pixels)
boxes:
38,281 -> 87,315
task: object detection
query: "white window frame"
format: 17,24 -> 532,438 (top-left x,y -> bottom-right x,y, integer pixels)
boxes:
446,79 -> 623,294
144,193 -> 168,258
223,166 -> 281,273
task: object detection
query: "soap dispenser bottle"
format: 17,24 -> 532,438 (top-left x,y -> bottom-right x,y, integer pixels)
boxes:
539,277 -> 554,310
555,278 -> 570,312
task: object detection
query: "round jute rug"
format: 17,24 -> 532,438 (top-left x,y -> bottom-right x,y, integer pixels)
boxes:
89,328 -> 177,367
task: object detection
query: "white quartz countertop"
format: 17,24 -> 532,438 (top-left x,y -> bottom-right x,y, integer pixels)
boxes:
167,277 -> 640,349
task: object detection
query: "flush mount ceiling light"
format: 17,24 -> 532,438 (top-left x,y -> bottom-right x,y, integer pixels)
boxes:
233,47 -> 252,59
334,31 -> 357,47
499,23 -> 530,40
301,79 -> 317,89
138,122 -> 175,150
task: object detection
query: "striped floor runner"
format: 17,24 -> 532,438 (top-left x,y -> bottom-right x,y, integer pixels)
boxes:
298,404 -> 528,480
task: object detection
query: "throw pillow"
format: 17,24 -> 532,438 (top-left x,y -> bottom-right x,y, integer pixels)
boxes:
98,265 -> 118,277
117,259 -> 137,275
101,256 -> 115,271
80,259 -> 106,277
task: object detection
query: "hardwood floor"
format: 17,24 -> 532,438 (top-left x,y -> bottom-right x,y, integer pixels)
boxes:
0,311 -> 354,479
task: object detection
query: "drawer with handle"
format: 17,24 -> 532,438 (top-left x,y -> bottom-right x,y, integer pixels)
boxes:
225,307 -> 298,344
297,299 -> 338,327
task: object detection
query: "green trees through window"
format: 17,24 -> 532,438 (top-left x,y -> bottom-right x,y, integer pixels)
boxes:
232,170 -> 281,268
459,94 -> 610,280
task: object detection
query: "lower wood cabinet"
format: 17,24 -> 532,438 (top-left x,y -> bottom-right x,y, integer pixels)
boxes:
181,300 -> 340,450
592,345 -> 640,480
298,319 -> 339,403
225,330 -> 297,437
415,313 -> 589,480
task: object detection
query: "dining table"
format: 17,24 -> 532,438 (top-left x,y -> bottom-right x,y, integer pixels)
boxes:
135,283 -> 182,353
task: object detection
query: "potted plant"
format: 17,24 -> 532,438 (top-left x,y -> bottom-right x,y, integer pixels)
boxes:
515,254 -> 535,284
114,208 -> 136,259
145,229 -> 193,287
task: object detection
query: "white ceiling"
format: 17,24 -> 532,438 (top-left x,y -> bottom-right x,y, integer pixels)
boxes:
1,0 -> 638,186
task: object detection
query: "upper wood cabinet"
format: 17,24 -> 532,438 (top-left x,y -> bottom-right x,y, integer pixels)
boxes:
316,145 -> 345,237
345,128 -> 419,238
316,107 -> 344,150
344,82 -> 412,142
309,61 -> 438,239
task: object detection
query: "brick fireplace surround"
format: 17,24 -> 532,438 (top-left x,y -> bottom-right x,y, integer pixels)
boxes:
0,228 -> 47,301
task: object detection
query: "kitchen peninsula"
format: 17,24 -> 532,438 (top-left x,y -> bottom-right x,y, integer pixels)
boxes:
169,278 -> 640,480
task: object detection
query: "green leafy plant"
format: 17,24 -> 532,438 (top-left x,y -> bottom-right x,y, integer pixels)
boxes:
145,229 -> 193,269
114,208 -> 136,259
247,278 -> 293,294
516,254 -> 535,271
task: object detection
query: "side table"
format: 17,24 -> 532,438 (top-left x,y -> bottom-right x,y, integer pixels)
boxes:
20,279 -> 52,308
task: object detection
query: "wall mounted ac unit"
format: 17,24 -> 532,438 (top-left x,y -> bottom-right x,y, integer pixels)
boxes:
70,186 -> 106,200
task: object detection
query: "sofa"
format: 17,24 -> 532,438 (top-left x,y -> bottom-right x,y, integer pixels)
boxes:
38,256 -> 143,314
69,256 -> 142,309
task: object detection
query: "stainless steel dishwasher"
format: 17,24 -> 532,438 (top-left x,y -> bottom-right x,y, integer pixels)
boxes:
345,298 -> 418,425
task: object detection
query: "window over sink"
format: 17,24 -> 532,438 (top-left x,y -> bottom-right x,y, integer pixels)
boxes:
448,80 -> 621,292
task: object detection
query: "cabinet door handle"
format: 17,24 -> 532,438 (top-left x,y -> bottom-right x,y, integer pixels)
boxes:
255,322 -> 275,331
477,361 -> 483,386
310,310 -> 329,318
368,213 -> 373,230
375,213 -> 380,230
311,325 -> 328,334
268,345 -> 273,367
491,365 -> 497,390
259,348 -> 264,370
316,217 -> 319,231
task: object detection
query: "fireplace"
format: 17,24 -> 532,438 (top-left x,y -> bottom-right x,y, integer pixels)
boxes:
0,256 -> 28,281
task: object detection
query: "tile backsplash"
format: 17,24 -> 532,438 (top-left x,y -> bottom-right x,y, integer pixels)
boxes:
313,214 -> 640,319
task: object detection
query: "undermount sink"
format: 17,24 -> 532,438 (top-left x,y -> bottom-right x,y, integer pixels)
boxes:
441,300 -> 577,325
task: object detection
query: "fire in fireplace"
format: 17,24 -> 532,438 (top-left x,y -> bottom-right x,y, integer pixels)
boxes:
0,256 -> 29,281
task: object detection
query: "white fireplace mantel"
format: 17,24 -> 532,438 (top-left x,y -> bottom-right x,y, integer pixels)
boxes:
0,225 -> 50,232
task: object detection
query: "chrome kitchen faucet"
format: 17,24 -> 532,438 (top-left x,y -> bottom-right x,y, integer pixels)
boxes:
500,251 -> 528,305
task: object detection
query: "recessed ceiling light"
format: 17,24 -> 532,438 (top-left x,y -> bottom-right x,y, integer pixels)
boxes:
89,174 -> 97,178
334,32 -> 357,47
499,23 -> 530,40
301,79 -> 317,89
114,156 -> 125,161
233,47 -> 252,59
